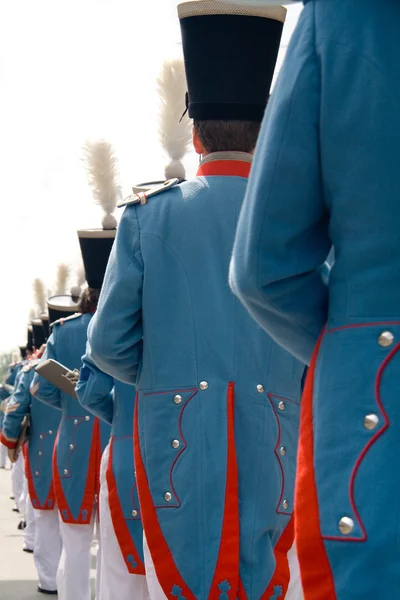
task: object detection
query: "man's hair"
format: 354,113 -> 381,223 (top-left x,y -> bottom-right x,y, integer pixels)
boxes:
193,119 -> 261,154
78,287 -> 100,315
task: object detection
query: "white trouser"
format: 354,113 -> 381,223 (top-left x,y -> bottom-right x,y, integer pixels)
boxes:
286,543 -> 304,600
34,507 -> 62,591
0,440 -> 7,468
11,453 -> 24,510
142,537 -> 304,600
57,509 -> 101,600
23,495 -> 36,551
143,534 -> 166,600
19,473 -> 29,517
99,443 -> 150,600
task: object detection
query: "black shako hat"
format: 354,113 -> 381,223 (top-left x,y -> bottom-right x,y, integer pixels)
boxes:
27,326 -> 34,351
48,295 -> 79,326
77,229 -> 116,290
41,315 -> 50,341
31,319 -> 46,349
178,1 -> 286,121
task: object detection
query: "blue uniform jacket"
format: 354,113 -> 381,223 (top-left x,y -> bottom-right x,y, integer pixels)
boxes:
1,360 -> 61,509
31,313 -> 110,525
87,152 -> 305,600
76,356 -> 144,575
230,1 -> 400,598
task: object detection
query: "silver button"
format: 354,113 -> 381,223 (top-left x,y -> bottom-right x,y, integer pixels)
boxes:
257,384 -> 265,394
199,381 -> 209,391
339,516 -> 354,535
164,492 -> 172,502
279,447 -> 286,456
35,471 -> 39,476
38,451 -> 42,456
378,331 -> 394,347
132,510 -> 138,517
134,470 -> 136,478
39,435 -> 43,440
73,419 -> 78,425
364,414 -> 379,431
64,469 -> 69,475
173,395 -> 182,405
69,444 -> 74,450
85,416 -> 90,421
48,430 -> 53,435
282,499 -> 289,510
172,439 -> 180,449
278,401 -> 285,411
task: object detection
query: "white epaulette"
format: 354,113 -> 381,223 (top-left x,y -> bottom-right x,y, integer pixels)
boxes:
22,359 -> 40,373
51,313 -> 82,328
117,178 -> 180,208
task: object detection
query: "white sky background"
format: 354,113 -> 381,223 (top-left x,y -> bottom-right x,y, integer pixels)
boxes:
0,1 -> 302,352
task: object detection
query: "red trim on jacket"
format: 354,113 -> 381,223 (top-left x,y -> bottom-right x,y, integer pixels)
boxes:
295,330 -> 337,599
197,159 -> 251,179
0,432 -> 17,449
135,384 -> 240,599
106,435 -> 145,575
260,518 -> 294,599
53,417 -> 100,524
24,445 -> 56,511
134,392 -> 196,599
208,382 -> 239,599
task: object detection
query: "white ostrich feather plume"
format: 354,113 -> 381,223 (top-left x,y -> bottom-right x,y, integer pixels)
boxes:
55,264 -> 70,295
28,308 -> 36,321
33,278 -> 46,314
83,140 -> 119,229
157,58 -> 192,180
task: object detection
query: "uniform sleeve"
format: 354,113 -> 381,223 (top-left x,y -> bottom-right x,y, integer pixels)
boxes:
76,350 -> 114,425
30,331 -> 63,410
230,6 -> 330,366
88,206 -> 144,385
0,371 -> 32,449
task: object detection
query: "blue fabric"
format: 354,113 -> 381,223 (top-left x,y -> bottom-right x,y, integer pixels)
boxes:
231,0 -> 400,596
3,367 -> 61,507
88,167 -> 305,597
32,314 -> 111,520
76,358 -> 143,564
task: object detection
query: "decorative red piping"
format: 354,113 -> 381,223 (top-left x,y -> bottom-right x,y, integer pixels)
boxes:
268,393 -> 298,516
327,321 -> 400,334
134,390 -> 196,599
321,342 -> 397,542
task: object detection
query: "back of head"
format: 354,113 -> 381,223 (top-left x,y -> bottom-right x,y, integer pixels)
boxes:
78,288 -> 100,315
193,119 -> 261,154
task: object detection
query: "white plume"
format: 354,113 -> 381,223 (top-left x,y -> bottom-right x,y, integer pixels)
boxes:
28,308 -> 36,321
70,264 -> 86,300
83,140 -> 119,229
33,279 -> 46,314
55,264 -> 70,295
157,58 -> 192,180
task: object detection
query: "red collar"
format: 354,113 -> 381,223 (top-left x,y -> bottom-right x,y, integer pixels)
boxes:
197,152 -> 252,179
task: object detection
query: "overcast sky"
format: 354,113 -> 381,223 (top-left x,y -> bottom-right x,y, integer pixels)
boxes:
0,1 -> 302,352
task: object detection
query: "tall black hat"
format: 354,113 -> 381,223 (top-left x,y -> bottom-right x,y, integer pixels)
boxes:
178,1 -> 286,121
31,319 -> 46,349
41,315 -> 50,341
77,230 -> 116,290
27,326 -> 34,351
48,295 -> 79,326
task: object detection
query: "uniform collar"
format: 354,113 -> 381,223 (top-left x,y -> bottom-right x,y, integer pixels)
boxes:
197,151 -> 253,179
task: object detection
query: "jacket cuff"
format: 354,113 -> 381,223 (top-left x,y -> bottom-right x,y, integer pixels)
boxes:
0,432 -> 17,449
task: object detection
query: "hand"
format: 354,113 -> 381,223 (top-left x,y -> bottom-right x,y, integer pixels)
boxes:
8,448 -> 18,464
